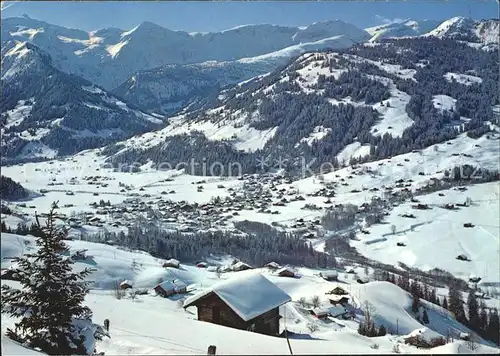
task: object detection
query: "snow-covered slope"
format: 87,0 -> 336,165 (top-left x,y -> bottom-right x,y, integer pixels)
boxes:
114,33 -> 364,115
1,233 -> 498,354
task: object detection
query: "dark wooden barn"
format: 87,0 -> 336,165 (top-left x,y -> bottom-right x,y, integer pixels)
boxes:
183,273 -> 291,336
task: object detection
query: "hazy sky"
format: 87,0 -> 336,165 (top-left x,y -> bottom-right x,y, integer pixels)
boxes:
1,1 -> 498,32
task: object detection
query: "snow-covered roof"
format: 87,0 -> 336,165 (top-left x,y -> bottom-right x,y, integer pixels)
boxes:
183,272 -> 291,322
156,279 -> 187,291
165,258 -> 180,265
276,267 -> 294,275
328,305 -> 348,317
405,327 -> 442,342
321,270 -> 338,277
265,262 -> 281,269
232,261 -> 252,270
328,294 -> 350,302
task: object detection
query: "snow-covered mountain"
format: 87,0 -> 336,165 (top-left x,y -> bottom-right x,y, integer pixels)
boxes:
425,16 -> 499,44
365,19 -> 442,42
1,41 -> 163,163
103,35 -> 499,176
1,16 -> 370,90
365,17 -> 499,47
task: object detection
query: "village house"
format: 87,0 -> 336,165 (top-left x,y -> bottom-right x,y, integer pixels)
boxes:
183,273 -> 291,336
264,262 -> 281,270
120,280 -> 133,290
275,267 -> 295,278
154,279 -> 187,298
326,286 -> 349,296
232,261 -> 252,272
310,307 -> 330,320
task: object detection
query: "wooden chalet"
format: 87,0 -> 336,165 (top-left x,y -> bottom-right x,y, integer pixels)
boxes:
183,273 -> 291,336
264,262 -> 281,270
357,276 -> 370,284
328,294 -> 350,306
319,270 -> 338,281
163,258 -> 180,269
275,267 -> 295,278
310,307 -> 330,320
232,261 -> 252,272
120,280 -> 133,290
326,286 -> 349,296
154,279 -> 187,297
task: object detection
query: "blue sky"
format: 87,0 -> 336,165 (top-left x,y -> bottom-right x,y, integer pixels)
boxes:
1,1 -> 498,32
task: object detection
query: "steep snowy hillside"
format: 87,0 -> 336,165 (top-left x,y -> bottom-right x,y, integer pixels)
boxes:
1,42 -> 163,163
113,61 -> 268,116
114,34 -> 363,116
104,36 -> 498,176
1,16 -> 369,89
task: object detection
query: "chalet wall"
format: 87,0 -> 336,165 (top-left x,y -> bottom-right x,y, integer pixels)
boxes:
194,293 -> 281,336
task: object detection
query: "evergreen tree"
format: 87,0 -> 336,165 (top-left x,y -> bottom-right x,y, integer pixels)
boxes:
411,293 -> 420,314
467,289 -> 480,330
486,308 -> 500,345
448,283 -> 466,323
422,310 -> 429,324
478,304 -> 488,336
442,296 -> 448,310
378,324 -> 387,336
1,202 -> 101,355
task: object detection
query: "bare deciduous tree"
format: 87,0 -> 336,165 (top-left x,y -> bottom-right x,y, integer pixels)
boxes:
311,295 -> 321,309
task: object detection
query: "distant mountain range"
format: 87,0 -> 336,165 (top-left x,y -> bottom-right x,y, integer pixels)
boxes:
1,15 -> 498,163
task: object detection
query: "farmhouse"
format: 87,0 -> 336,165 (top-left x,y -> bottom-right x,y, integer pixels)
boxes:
183,273 -> 291,336
154,279 -> 187,297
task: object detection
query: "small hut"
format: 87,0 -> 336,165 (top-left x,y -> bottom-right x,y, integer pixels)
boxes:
319,270 -> 338,281
163,258 -> 180,269
264,262 -> 281,270
120,280 -> 133,290
357,276 -> 369,284
154,279 -> 187,297
232,261 -> 252,272
327,286 -> 348,296
276,267 -> 295,278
